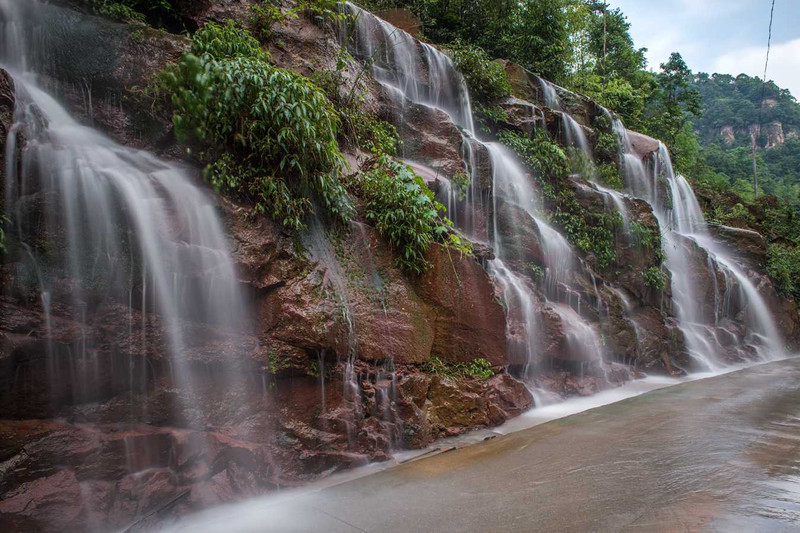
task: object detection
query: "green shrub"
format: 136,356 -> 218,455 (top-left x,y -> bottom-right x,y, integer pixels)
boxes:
498,129 -> 570,181
595,131 -> 620,161
163,22 -> 349,228
447,42 -> 512,104
630,221 -> 659,249
249,1 -> 297,41
422,356 -> 494,380
89,0 -> 145,22
767,244 -> 800,301
312,58 -> 400,156
597,162 -> 624,190
452,171 -> 470,201
474,104 -> 510,124
526,262 -> 545,282
643,266 -> 667,290
350,156 -> 447,274
498,129 -> 617,269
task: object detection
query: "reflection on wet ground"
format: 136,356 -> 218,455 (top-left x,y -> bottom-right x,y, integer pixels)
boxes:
161,357 -> 800,532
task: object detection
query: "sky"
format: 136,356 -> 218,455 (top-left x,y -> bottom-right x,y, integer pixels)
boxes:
610,0 -> 800,98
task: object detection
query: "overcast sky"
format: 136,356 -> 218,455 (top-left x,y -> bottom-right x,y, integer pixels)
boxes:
610,0 -> 800,98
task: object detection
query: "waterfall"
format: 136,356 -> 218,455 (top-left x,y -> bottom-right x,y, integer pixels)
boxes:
615,121 -> 784,367
342,2 -> 474,133
341,6 -> 611,391
340,5 -> 787,389
2,0 -> 251,408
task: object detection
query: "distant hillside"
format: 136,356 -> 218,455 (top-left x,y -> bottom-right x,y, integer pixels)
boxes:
692,73 -> 800,204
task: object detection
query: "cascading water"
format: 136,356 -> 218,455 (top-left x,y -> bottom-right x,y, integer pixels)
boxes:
2,0 -> 251,412
537,76 -> 592,156
341,2 -> 474,133
486,144 -> 606,376
340,6 -> 612,393
614,119 -> 784,366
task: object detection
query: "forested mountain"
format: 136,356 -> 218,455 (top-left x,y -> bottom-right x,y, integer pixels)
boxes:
692,73 -> 800,204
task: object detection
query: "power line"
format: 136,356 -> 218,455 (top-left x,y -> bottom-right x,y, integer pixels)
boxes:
753,0 -> 776,199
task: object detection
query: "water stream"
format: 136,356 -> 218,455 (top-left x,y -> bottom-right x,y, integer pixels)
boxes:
2,0 -> 251,412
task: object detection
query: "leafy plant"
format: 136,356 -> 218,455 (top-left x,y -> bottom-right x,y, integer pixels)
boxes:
498,129 -> 570,181
526,262 -> 545,282
597,162 -> 624,190
595,131 -> 620,161
422,356 -> 494,380
311,56 -> 400,156
643,266 -> 667,290
249,1 -> 298,41
350,156 -> 447,274
163,21 -> 349,229
89,0 -> 145,22
498,128 -> 618,269
629,221 -> 659,250
474,104 -> 510,124
452,171 -> 470,201
767,244 -> 800,301
447,41 -> 512,104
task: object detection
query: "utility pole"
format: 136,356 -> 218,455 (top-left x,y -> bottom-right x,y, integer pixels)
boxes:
753,0 -> 776,199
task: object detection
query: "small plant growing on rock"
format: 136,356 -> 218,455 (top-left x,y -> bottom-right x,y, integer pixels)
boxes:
630,221 -> 659,250
349,156 -> 446,274
422,356 -> 494,380
643,266 -> 667,291
452,171 -> 471,201
767,244 -> 800,301
595,131 -> 620,161
447,41 -> 512,105
249,1 -> 298,41
498,128 -> 570,181
597,162 -> 624,190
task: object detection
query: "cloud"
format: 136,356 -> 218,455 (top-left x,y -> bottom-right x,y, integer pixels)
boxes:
713,38 -> 800,98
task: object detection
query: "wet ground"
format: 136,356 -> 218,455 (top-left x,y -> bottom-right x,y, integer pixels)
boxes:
162,358 -> 800,532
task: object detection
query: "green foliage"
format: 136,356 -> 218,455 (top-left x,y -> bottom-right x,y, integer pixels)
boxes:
498,129 -> 570,182
767,244 -> 800,301
498,129 -> 617,269
356,115 -> 399,155
163,22 -> 349,229
596,162 -> 623,190
643,266 -> 667,290
629,221 -> 659,249
422,356 -> 494,380
89,0 -> 185,29
707,203 -> 754,227
526,262 -> 545,282
350,156 -> 446,274
452,171 -> 470,201
595,131 -> 619,160
447,42 -> 512,104
90,0 -> 145,22
639,53 -> 703,174
311,53 -> 400,156
552,208 -> 618,269
249,1 -> 297,41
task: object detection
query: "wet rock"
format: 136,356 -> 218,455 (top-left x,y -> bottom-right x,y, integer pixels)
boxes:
375,8 -> 423,37
626,130 -> 660,160
398,103 -> 465,178
708,224 -> 767,270
415,244 -> 508,366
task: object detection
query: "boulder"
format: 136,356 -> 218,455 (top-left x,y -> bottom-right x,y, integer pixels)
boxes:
708,224 -> 767,270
